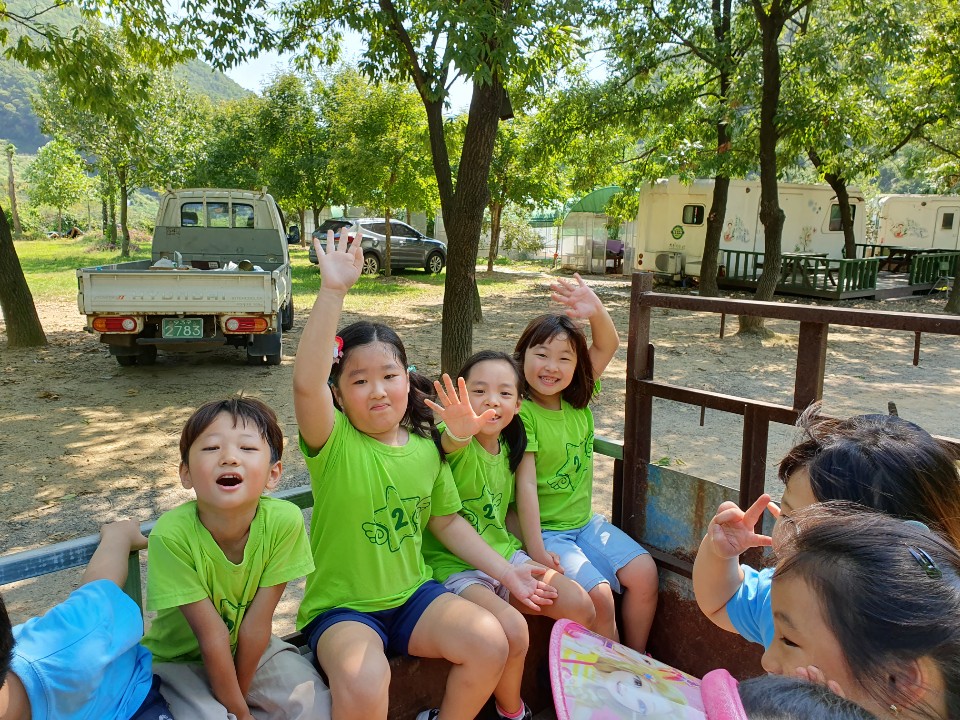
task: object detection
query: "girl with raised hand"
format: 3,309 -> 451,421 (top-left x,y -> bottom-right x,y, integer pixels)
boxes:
421,351 -> 596,720
293,231 -> 556,720
693,411 -> 960,650
763,503 -> 960,720
514,274 -> 659,651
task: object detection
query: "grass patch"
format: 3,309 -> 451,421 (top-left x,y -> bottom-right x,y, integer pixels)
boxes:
14,236 -> 152,300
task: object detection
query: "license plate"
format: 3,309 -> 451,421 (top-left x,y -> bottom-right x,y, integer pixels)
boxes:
161,318 -> 204,338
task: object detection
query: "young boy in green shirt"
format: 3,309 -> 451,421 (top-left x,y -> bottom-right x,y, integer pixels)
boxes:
143,397 -> 328,720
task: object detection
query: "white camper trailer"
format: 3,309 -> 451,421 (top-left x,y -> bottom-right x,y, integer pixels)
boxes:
634,178 -> 866,279
876,194 -> 960,250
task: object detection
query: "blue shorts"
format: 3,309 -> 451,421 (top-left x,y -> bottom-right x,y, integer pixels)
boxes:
542,513 -> 647,593
129,674 -> 175,720
303,580 -> 449,658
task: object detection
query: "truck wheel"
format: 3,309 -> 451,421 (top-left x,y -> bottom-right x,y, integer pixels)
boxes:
426,252 -> 444,274
138,346 -> 158,365
116,355 -> 137,367
362,253 -> 381,275
281,300 -> 294,332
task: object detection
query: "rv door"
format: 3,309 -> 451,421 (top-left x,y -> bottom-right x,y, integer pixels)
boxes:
932,207 -> 960,250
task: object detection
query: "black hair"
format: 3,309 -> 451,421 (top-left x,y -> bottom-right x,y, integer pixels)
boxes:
513,314 -> 596,409
738,675 -> 879,719
0,593 -> 13,690
180,396 -> 284,465
330,321 -> 442,453
457,350 -> 527,473
778,407 -> 960,546
775,503 -> 960,720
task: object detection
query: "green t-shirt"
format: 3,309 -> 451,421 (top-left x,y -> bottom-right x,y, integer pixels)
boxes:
143,497 -> 314,663
519,399 -> 595,531
422,436 -> 524,583
297,411 -> 461,629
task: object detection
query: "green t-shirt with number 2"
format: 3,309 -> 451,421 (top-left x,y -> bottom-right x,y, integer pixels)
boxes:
422,435 -> 524,583
297,411 -> 461,629
520,399 -> 595,531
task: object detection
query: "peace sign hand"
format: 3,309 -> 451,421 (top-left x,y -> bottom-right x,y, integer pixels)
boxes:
551,273 -> 604,320
424,374 -> 496,442
313,229 -> 364,294
706,494 -> 778,559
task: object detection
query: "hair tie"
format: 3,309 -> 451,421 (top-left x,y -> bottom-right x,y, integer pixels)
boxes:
333,336 -> 343,364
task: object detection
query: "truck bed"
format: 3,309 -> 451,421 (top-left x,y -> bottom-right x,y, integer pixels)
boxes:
77,263 -> 289,315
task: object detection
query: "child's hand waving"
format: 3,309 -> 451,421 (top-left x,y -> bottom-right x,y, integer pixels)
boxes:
706,494 -> 778,559
499,563 -> 558,611
551,273 -> 604,320
425,374 -> 496,443
313,229 -> 364,294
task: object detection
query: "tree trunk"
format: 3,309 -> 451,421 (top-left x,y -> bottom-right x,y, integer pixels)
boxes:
119,166 -> 130,258
5,148 -> 22,236
384,207 -> 393,277
0,202 -> 46,347
299,208 -> 307,247
101,199 -> 108,239
487,201 -> 503,272
740,0 -> 787,337
473,278 -> 483,323
701,0 -> 732,298
108,193 -> 117,246
435,81 -> 503,374
312,205 -> 320,230
808,149 -> 855,258
946,271 -> 960,314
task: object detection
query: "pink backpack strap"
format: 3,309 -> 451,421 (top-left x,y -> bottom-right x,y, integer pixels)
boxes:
700,669 -> 748,720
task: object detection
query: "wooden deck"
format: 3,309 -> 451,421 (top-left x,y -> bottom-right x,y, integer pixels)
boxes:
717,249 -> 958,300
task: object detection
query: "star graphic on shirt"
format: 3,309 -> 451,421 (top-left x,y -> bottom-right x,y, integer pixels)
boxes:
548,436 -> 593,491
362,485 -> 428,552
460,485 -> 504,536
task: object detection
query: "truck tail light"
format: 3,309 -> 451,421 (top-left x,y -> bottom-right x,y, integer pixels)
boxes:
92,316 -> 139,333
224,317 -> 268,333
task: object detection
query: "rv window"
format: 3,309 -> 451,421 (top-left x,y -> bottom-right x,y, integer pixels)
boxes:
682,205 -> 704,225
828,204 -> 856,232
233,203 -> 255,228
942,213 -> 955,231
181,203 -> 204,227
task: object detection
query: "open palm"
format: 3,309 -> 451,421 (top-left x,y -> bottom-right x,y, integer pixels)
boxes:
551,273 -> 603,320
424,374 -> 496,440
314,230 -> 364,293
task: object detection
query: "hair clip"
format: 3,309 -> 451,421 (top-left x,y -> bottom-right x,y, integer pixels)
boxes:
908,547 -> 942,579
903,519 -> 931,533
333,336 -> 344,364
407,364 -> 416,372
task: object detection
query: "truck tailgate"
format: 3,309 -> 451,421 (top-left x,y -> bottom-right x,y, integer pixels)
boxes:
77,268 -> 287,315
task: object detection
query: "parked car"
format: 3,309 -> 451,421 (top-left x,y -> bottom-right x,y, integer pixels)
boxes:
308,218 -> 447,275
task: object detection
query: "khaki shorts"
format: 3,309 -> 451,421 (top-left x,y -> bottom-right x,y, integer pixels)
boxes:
442,549 -> 532,600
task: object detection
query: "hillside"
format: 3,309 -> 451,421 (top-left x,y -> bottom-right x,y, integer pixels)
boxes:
0,0 -> 250,152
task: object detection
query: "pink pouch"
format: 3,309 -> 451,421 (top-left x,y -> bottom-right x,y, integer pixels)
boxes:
700,669 -> 749,720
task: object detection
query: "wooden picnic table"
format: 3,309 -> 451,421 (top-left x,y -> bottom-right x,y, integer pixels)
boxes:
780,252 -> 829,287
877,246 -> 939,273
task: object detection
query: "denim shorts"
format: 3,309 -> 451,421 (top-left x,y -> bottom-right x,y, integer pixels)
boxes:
129,674 -> 176,720
542,513 -> 647,593
443,549 -> 532,600
302,579 -> 449,658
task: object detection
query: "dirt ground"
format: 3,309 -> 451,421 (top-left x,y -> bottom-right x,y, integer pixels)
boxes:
2,267 -> 960,632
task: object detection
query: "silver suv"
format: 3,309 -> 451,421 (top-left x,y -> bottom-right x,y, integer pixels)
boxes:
309,218 -> 447,275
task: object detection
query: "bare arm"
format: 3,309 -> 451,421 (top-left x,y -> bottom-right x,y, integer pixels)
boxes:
514,453 -> 561,572
551,273 -> 620,380
428,513 -> 557,611
180,598 -> 253,720
80,520 -> 147,587
293,231 -> 364,452
234,583 -> 286,697
692,495 -> 776,633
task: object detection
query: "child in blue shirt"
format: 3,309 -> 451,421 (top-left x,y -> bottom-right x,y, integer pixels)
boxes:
693,411 -> 960,649
0,519 -> 174,720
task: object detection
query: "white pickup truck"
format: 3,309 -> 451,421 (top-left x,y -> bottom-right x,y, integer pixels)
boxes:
77,189 -> 294,366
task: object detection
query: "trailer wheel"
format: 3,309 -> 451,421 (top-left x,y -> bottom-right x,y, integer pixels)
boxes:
281,299 -> 294,332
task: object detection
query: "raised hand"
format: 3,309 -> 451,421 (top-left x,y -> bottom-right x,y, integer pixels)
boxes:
424,374 -> 496,441
314,229 -> 364,294
706,495 -> 779,559
500,563 -> 558,611
551,273 -> 604,320
793,665 -> 847,698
